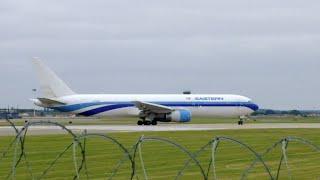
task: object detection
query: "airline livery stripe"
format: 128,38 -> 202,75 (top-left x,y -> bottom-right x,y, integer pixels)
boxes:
52,102 -> 108,112
66,102 -> 259,116
53,101 -> 258,112
78,104 -> 133,116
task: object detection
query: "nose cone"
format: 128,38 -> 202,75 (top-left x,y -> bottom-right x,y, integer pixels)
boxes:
251,103 -> 259,111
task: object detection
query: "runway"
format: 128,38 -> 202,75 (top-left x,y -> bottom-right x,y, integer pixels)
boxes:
0,123 -> 320,136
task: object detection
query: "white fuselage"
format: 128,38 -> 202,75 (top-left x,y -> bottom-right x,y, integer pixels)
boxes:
42,94 -> 259,118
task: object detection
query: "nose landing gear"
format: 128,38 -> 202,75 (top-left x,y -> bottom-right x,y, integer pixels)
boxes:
238,116 -> 247,125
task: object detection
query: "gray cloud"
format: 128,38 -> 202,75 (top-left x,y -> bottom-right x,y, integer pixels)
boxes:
0,0 -> 320,109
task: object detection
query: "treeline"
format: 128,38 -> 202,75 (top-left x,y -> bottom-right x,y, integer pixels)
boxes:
252,109 -> 320,116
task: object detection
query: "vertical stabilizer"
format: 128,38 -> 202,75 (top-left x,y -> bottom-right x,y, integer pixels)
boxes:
32,58 -> 76,98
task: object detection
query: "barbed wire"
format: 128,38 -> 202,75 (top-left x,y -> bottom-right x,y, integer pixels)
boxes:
0,118 -> 320,180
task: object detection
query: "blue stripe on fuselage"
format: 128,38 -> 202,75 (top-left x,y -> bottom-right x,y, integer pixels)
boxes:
51,102 -> 108,112
50,101 -> 259,116
78,104 -> 133,116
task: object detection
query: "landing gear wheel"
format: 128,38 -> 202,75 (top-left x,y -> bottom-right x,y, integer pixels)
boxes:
144,121 -> 151,126
238,120 -> 244,125
137,120 -> 143,126
151,121 -> 158,126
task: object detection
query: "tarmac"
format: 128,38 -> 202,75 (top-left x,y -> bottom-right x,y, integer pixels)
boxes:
0,123 -> 320,136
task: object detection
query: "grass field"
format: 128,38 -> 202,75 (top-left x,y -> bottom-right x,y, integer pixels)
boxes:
1,116 -> 320,126
0,128 -> 320,179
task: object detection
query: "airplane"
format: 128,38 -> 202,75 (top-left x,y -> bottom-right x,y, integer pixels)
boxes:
31,59 -> 259,125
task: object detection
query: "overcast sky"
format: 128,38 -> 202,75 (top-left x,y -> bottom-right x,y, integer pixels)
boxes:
1,0 -> 320,110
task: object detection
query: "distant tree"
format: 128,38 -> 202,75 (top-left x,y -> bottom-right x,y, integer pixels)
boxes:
281,111 -> 289,115
253,110 -> 262,115
288,110 -> 301,116
265,109 -> 276,115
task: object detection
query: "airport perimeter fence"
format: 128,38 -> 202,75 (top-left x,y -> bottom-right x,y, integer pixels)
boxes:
1,118 -> 320,180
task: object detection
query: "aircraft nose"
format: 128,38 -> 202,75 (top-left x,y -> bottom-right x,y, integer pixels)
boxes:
251,103 -> 259,111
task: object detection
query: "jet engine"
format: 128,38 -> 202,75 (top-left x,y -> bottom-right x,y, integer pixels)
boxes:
154,110 -> 192,122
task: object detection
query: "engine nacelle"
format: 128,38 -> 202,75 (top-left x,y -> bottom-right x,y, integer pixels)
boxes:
167,110 -> 192,122
169,110 -> 192,122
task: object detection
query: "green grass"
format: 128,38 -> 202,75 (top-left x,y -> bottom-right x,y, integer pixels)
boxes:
2,116 -> 320,126
0,129 -> 320,179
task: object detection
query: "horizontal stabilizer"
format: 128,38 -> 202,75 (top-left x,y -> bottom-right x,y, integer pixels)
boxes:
38,98 -> 67,106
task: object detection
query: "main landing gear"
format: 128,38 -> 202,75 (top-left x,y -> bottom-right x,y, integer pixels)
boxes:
137,119 -> 158,126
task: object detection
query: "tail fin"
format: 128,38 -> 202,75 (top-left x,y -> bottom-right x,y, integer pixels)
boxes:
32,58 -> 76,98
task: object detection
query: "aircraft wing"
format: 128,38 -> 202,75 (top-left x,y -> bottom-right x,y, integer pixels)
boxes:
133,101 -> 173,114
38,98 -> 67,106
